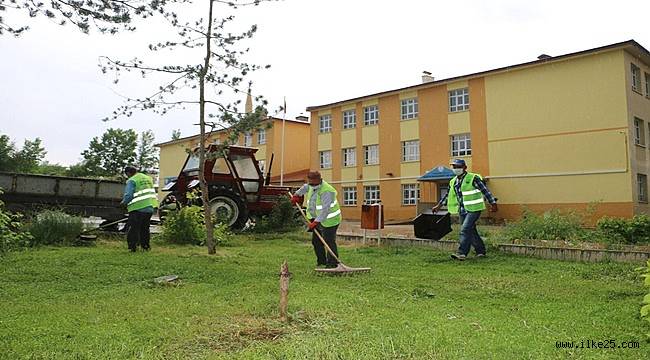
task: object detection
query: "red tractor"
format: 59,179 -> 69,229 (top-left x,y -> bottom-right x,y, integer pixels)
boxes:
160,145 -> 292,228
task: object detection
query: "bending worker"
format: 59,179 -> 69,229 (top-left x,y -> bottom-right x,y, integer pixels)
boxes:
121,166 -> 159,252
291,171 -> 342,268
432,159 -> 497,261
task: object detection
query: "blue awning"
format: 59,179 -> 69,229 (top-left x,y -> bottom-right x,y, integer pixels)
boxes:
418,166 -> 455,181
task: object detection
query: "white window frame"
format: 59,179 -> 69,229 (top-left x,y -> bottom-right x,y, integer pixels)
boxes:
343,147 -> 356,167
257,129 -> 266,145
638,173 -> 648,203
401,140 -> 420,162
319,114 -> 332,133
400,98 -> 418,120
343,110 -> 356,129
244,131 -> 253,147
401,183 -> 419,205
645,72 -> 650,97
634,117 -> 645,146
364,144 -> 379,165
451,133 -> 472,156
364,185 -> 380,204
632,63 -> 641,92
364,105 -> 379,125
319,150 -> 332,169
343,186 -> 357,206
448,88 -> 470,112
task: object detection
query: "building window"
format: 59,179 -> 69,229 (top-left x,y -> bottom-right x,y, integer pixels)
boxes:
244,132 -> 253,147
402,184 -> 419,205
364,185 -> 380,204
343,147 -> 356,167
343,110 -> 356,129
448,88 -> 470,112
645,72 -> 650,97
634,117 -> 645,146
364,144 -> 379,165
400,98 -> 418,120
364,105 -> 379,125
319,114 -> 332,133
343,187 -> 357,206
638,174 -> 648,203
632,63 -> 641,92
451,133 -> 472,156
319,150 -> 332,169
402,140 -> 420,162
257,129 -> 266,145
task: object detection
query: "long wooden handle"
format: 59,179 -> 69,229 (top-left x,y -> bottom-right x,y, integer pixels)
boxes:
289,192 -> 341,263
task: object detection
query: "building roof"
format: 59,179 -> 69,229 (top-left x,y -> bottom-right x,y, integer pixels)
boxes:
154,116 -> 309,147
307,39 -> 650,111
418,166 -> 455,181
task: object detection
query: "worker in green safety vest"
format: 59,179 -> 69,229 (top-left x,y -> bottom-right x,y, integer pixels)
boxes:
432,159 -> 498,261
121,166 -> 159,252
291,171 -> 342,268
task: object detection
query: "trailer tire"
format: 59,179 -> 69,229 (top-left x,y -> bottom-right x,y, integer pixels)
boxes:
209,186 -> 248,230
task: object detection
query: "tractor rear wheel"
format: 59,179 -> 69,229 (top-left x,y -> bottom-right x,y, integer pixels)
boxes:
209,186 -> 248,229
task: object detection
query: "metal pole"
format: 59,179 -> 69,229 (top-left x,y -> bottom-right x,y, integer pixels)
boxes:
280,97 -> 286,186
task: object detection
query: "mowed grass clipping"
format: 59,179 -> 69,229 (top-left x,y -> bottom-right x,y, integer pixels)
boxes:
0,232 -> 648,359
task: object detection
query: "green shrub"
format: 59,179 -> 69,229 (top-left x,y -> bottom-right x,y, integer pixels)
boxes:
504,208 -> 587,241
160,205 -> 205,245
28,210 -> 84,246
252,197 -> 302,233
597,215 -> 650,244
160,205 -> 233,246
0,197 -> 33,254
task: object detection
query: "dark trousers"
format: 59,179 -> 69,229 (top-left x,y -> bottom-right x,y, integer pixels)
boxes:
127,211 -> 152,251
458,211 -> 486,256
312,224 -> 339,266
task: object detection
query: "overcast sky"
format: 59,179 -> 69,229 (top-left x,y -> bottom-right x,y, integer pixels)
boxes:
1,0 -> 649,165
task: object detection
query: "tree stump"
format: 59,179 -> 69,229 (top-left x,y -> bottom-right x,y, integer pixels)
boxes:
279,260 -> 290,322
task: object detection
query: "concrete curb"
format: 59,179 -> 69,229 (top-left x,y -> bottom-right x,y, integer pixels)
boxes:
337,232 -> 650,263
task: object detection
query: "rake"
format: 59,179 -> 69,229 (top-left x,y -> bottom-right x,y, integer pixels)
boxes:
289,192 -> 371,275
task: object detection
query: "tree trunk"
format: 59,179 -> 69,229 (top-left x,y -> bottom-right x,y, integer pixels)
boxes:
200,0 -> 216,254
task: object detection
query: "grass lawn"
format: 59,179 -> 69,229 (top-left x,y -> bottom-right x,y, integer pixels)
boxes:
1,232 -> 648,359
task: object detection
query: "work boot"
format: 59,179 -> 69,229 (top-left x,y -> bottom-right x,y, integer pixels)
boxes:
450,253 -> 466,261
476,253 -> 486,258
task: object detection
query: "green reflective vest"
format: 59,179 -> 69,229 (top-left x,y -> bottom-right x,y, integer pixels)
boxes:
447,172 -> 486,214
305,180 -> 342,227
127,173 -> 159,212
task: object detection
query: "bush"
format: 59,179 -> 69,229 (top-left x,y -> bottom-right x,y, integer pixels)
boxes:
159,204 -> 233,246
252,197 -> 302,233
160,205 -> 206,245
504,208 -> 587,242
640,260 -> 650,337
27,210 -> 84,246
597,215 -> 650,244
0,198 -> 33,254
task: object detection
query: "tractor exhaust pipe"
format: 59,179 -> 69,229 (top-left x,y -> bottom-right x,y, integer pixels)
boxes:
265,153 -> 274,186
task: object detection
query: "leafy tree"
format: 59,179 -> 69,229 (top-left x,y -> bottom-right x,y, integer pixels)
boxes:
0,135 -> 46,173
171,129 -> 182,140
0,0 -> 174,36
81,128 -> 137,177
101,0 -> 276,254
13,138 -> 46,173
0,134 -> 16,171
34,162 -> 69,176
135,129 -> 158,173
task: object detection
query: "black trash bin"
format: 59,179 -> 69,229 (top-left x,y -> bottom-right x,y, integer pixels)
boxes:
413,212 -> 452,240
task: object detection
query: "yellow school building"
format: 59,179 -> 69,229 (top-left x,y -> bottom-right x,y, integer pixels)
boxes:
306,40 -> 650,224
155,116 -> 311,195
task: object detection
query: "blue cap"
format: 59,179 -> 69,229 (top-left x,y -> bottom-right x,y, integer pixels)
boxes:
450,159 -> 466,167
